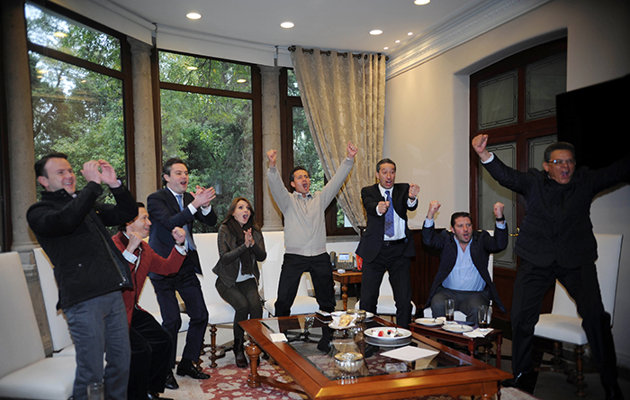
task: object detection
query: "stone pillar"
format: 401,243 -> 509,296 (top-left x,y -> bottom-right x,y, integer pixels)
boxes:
260,66 -> 283,231
2,0 -> 38,252
1,0 -> 52,353
128,37 -> 158,203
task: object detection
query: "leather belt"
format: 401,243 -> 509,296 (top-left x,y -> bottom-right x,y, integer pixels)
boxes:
383,238 -> 406,247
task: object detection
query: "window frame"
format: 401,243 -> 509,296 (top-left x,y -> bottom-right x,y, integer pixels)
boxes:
25,0 -> 136,196
152,49 -> 263,228
279,67 -> 354,236
469,38 -> 567,230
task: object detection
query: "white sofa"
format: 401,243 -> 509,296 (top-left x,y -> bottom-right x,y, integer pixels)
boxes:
0,252 -> 75,399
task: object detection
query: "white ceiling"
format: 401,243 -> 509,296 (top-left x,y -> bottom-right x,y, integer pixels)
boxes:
104,0 -> 488,55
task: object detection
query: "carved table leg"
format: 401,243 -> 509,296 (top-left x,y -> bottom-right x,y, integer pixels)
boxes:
245,341 -> 262,387
341,283 -> 349,311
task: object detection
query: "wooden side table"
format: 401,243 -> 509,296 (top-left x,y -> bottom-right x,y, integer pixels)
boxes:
331,270 -> 362,311
409,322 -> 503,367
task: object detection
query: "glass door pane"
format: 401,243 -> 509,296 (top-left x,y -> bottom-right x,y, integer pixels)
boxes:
478,142 -> 517,269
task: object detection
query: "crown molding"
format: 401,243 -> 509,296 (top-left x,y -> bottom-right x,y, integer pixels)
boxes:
386,0 -> 551,79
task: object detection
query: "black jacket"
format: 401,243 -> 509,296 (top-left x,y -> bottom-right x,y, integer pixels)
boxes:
27,182 -> 137,310
483,155 -> 630,268
212,222 -> 266,287
147,188 -> 217,275
356,183 -> 417,263
422,224 -> 508,312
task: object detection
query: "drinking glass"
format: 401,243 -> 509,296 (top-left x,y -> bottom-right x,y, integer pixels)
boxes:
478,304 -> 492,329
445,299 -> 455,322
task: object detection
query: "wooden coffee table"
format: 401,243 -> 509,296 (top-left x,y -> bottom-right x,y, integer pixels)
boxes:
240,315 -> 511,399
409,321 -> 503,367
332,270 -> 362,311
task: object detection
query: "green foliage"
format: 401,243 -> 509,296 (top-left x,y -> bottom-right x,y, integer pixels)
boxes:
27,4 -> 125,204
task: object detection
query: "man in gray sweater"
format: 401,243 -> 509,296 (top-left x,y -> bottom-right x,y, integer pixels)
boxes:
266,142 -> 358,316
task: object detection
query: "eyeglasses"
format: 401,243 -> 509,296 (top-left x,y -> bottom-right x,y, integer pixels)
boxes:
547,159 -> 575,166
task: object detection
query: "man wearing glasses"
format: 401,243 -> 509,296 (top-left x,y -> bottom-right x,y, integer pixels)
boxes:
472,134 -> 629,399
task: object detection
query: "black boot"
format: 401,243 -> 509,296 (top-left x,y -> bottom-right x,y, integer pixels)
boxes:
234,338 -> 248,368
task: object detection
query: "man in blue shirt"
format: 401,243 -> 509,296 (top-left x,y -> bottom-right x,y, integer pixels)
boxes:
422,201 -> 508,324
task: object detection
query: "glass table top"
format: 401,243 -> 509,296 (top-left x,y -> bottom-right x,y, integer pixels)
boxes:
260,315 -> 471,382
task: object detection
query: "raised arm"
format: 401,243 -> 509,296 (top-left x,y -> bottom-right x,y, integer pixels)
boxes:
472,134 -> 492,162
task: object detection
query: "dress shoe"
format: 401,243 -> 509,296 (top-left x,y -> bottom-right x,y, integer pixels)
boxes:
176,359 -> 211,379
502,370 -> 538,394
233,338 -> 248,368
164,371 -> 178,390
147,393 -> 173,400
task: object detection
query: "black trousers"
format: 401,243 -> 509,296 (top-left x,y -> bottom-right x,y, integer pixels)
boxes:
274,253 -> 335,316
511,259 -> 618,386
215,277 -> 262,341
128,308 -> 173,399
360,242 -> 412,328
151,256 -> 208,366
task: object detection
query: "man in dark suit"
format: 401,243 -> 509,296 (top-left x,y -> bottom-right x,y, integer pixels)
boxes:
472,134 -> 629,398
356,158 -> 420,328
148,158 -> 217,383
422,200 -> 508,324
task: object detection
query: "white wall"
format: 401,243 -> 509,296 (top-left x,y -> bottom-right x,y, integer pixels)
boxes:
385,0 -> 630,366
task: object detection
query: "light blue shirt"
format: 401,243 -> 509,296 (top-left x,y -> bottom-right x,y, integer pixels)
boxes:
442,236 -> 486,292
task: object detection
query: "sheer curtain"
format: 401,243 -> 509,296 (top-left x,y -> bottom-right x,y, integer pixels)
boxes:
290,46 -> 386,231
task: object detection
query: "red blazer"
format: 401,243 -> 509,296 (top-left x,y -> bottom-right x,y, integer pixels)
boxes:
112,231 -> 185,325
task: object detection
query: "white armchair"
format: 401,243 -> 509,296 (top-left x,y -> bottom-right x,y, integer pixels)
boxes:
194,232 -> 238,368
33,248 -> 75,357
534,233 -> 622,397
0,252 -> 75,399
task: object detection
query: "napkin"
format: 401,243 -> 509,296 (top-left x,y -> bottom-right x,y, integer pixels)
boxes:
463,328 -> 493,338
381,346 -> 439,362
270,333 -> 288,342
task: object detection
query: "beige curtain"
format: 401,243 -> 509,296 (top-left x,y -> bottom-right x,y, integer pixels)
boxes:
290,46 -> 386,231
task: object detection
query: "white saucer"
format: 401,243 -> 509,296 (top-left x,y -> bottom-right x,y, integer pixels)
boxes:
441,323 -> 473,333
415,317 -> 443,327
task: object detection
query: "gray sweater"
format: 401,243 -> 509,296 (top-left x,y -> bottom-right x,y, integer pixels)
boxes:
267,158 -> 354,256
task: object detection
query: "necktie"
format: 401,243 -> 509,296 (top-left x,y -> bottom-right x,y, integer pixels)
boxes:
176,194 -> 196,250
384,190 -> 394,237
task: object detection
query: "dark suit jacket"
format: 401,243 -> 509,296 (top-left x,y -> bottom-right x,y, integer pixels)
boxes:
484,154 -> 630,268
356,183 -> 417,263
147,188 -> 217,275
422,224 -> 508,312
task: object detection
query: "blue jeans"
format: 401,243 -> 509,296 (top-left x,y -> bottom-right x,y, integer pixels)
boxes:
64,291 -> 130,400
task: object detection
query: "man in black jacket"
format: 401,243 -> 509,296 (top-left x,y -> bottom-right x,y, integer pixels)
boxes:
27,153 -> 137,400
356,158 -> 420,328
472,134 -> 630,399
422,200 -> 508,323
147,158 -> 217,381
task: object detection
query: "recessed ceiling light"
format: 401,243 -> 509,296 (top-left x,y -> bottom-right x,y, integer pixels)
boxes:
280,21 -> 295,29
369,29 -> 383,36
186,11 -> 202,20
384,46 -> 389,50
395,40 -> 400,44
414,0 -> 430,5
408,32 -> 413,36
186,66 -> 198,71
53,31 -> 67,38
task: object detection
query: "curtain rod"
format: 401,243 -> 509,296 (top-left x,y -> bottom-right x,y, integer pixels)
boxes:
288,46 -> 388,61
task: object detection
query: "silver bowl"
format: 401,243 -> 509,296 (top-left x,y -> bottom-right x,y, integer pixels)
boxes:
334,351 -> 364,373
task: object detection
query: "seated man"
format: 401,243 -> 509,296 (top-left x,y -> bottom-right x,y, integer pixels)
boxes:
112,202 -> 187,400
422,201 -> 508,324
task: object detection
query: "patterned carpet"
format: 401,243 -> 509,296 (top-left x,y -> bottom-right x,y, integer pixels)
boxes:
163,351 -> 539,400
